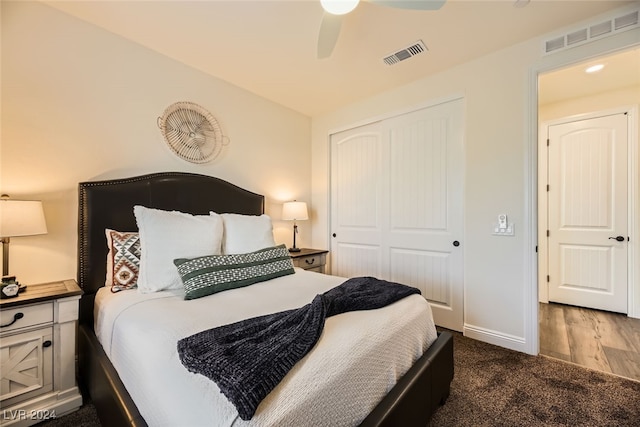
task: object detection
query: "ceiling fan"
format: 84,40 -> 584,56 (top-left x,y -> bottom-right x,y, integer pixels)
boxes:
317,0 -> 446,59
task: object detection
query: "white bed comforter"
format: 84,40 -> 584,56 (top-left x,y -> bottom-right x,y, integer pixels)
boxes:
94,268 -> 437,427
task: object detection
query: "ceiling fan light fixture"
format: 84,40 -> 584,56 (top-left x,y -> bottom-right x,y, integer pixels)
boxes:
321,0 -> 360,15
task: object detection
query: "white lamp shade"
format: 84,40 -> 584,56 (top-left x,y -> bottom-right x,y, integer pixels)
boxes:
282,201 -> 309,221
0,199 -> 48,238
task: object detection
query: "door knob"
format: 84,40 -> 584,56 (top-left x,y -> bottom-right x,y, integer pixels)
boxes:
608,236 -> 625,242
453,241 -> 460,247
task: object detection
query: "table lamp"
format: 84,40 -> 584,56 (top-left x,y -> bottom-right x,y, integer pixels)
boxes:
0,195 -> 48,278
282,201 -> 308,253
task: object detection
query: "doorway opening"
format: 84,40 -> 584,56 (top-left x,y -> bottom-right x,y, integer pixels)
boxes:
537,47 -> 640,379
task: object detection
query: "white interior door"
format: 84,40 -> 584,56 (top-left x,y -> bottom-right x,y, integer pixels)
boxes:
330,99 -> 464,331
547,112 -> 628,313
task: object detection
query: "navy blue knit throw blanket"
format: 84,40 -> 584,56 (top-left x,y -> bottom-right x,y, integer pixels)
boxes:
177,276 -> 420,420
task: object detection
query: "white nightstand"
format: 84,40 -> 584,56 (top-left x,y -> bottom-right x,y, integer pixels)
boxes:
290,248 -> 329,274
0,280 -> 83,426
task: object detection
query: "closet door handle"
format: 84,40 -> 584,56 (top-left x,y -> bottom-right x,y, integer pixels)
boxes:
453,241 -> 460,247
608,236 -> 625,242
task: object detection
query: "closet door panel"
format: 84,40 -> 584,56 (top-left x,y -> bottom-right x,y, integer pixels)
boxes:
385,101 -> 463,330
334,243 -> 381,279
389,114 -> 448,232
330,98 -> 464,331
331,123 -> 384,278
390,248 -> 451,305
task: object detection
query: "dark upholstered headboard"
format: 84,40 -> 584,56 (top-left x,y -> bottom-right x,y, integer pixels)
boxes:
77,172 -> 264,327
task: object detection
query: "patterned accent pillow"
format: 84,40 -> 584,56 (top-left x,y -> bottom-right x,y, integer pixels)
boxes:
106,229 -> 141,292
174,244 -> 295,300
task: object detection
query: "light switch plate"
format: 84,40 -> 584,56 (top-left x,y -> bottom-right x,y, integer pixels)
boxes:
492,222 -> 515,236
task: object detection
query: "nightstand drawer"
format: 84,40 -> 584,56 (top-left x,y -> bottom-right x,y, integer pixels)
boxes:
0,302 -> 53,334
290,249 -> 328,274
296,254 -> 325,269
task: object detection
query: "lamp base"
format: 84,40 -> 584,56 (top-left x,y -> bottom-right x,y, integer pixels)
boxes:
2,238 -> 9,278
1,276 -> 21,299
288,247 -> 302,253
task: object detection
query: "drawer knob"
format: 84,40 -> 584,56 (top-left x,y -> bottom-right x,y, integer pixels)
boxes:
1,312 -> 24,328
305,258 -> 315,265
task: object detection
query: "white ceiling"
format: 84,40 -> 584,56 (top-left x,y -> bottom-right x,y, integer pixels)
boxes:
539,47 -> 640,105
44,0 -> 637,116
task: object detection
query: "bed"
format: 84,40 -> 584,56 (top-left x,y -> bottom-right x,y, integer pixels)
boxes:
76,172 -> 453,427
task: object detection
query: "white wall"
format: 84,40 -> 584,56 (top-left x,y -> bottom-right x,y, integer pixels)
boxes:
1,1 -> 311,285
311,8 -> 640,353
539,84 -> 640,122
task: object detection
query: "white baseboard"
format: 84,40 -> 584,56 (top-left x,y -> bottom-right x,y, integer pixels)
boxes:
463,323 -> 531,354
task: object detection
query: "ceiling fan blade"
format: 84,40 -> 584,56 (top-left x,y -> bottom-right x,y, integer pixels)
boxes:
317,12 -> 344,59
368,0 -> 446,10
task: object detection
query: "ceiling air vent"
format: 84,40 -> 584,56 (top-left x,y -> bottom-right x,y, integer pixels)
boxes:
543,7 -> 639,55
383,40 -> 427,66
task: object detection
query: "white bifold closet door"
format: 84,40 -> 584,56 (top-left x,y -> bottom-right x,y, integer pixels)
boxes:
330,98 -> 464,331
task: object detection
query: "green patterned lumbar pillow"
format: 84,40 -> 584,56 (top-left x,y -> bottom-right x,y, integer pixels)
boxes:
175,244 -> 295,300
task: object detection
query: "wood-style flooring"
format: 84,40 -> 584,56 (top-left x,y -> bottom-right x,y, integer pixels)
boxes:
539,302 -> 640,382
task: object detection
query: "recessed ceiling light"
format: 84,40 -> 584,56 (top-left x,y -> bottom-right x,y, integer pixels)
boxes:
585,64 -> 605,73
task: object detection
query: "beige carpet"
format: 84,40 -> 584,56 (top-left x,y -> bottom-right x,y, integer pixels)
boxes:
429,330 -> 640,426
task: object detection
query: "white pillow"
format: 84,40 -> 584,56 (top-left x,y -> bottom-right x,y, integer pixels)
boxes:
134,206 -> 223,293
219,213 -> 276,254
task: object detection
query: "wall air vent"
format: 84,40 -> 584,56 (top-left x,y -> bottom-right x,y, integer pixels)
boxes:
543,8 -> 639,55
566,29 -> 588,46
545,36 -> 565,53
383,40 -> 427,66
615,10 -> 639,30
590,21 -> 612,38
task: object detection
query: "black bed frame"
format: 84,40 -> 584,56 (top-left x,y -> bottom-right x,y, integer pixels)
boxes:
76,172 -> 453,427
